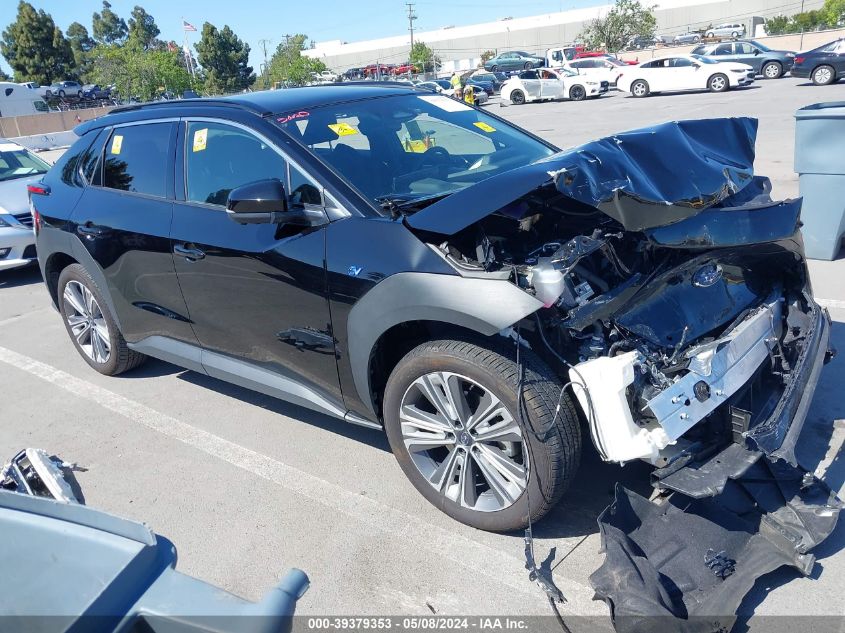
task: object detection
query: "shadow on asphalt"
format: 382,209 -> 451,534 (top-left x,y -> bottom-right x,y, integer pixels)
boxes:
0,264 -> 41,288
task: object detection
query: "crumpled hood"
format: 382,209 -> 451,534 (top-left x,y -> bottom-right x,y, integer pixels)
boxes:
406,117 -> 758,235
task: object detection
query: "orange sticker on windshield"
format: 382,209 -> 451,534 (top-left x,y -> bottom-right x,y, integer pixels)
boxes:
473,122 -> 496,133
328,123 -> 358,136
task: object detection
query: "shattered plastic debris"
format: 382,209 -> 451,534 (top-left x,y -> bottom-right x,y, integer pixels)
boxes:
0,448 -> 82,503
589,454 -> 842,633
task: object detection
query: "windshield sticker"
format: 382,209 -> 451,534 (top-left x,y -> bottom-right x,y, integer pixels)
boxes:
192,128 -> 208,152
110,135 -> 123,155
473,121 -> 497,133
418,95 -> 473,112
277,111 -> 310,124
328,122 -> 358,137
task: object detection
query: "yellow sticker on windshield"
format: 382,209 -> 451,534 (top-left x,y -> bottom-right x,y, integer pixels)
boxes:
110,134 -> 123,154
328,122 -> 358,137
473,122 -> 496,133
192,128 -> 208,152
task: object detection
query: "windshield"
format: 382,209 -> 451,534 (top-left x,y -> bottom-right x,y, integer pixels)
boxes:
691,55 -> 719,64
0,146 -> 50,181
274,93 -> 555,209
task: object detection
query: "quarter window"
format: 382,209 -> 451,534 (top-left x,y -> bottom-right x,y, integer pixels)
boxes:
289,164 -> 322,206
103,123 -> 172,197
185,121 -> 287,206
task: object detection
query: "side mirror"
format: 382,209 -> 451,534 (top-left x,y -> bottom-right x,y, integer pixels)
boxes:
754,49 -> 761,55
226,178 -> 324,226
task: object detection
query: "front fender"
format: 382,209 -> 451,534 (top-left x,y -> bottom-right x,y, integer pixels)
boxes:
347,272 -> 544,415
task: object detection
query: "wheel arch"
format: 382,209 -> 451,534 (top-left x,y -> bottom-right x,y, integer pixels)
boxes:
347,272 -> 544,417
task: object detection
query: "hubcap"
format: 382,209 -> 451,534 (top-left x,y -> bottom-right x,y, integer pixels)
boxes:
399,371 -> 529,512
712,76 -> 726,90
633,83 -> 645,96
63,280 -> 111,364
765,64 -> 779,78
816,68 -> 832,83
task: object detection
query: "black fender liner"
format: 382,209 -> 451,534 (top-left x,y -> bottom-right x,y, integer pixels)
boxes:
346,272 -> 544,415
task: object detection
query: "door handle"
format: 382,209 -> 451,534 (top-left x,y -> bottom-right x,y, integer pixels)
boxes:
77,221 -> 111,238
173,243 -> 206,261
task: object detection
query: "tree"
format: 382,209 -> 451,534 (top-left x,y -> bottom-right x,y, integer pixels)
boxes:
578,0 -> 657,53
265,34 -> 325,87
128,6 -> 160,50
67,22 -> 95,79
89,41 -> 193,101
0,1 -> 76,84
824,0 -> 845,25
480,50 -> 496,64
764,15 -> 791,35
92,1 -> 127,44
195,23 -> 255,94
410,41 -> 440,73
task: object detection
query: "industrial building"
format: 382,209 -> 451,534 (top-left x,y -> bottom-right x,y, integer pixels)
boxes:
304,0 -> 823,74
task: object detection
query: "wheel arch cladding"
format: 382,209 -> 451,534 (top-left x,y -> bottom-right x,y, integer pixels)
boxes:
347,272 -> 544,415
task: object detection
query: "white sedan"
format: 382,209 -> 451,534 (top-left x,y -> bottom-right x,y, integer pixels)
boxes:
617,54 -> 755,97
501,67 -> 606,104
563,57 -> 628,86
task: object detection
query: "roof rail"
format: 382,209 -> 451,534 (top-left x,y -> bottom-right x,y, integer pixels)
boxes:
110,98 -> 269,116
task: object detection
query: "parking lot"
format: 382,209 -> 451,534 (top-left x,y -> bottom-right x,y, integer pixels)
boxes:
2,77 -> 845,625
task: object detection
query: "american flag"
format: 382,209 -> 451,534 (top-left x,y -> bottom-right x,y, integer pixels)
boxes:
183,20 -> 197,32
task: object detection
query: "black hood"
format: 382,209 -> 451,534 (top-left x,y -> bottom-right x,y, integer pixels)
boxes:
406,117 -> 758,235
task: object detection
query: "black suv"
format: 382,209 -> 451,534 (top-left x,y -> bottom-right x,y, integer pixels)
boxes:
31,85 -> 832,532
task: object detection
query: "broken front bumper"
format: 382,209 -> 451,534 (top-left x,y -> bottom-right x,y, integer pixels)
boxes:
590,302 -> 841,632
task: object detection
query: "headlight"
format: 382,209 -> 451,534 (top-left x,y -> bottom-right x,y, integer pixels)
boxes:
0,216 -> 10,228
586,81 -> 599,85
731,69 -> 746,73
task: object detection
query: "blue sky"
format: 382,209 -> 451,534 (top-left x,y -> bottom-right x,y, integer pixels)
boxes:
0,0 -> 601,75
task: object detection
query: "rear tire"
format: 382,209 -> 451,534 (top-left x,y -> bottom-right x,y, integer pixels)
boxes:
524,62 -> 532,70
510,89 -> 526,105
382,338 -> 581,532
569,84 -> 587,101
58,264 -> 147,376
762,61 -> 783,79
708,72 -> 729,92
631,79 -> 650,97
812,64 -> 835,85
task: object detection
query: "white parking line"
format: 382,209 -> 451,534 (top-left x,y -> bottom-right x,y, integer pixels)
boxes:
0,344 -> 600,612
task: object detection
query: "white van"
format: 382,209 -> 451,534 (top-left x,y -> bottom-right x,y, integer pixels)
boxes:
0,82 -> 49,117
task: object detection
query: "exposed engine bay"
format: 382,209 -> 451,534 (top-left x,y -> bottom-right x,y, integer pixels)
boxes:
429,178 -> 818,472
406,117 -> 841,631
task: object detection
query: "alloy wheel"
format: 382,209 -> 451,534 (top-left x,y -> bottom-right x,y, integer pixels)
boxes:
710,75 -> 727,91
763,63 -> 781,78
63,280 -> 111,364
814,66 -> 833,85
632,81 -> 648,97
399,371 -> 529,512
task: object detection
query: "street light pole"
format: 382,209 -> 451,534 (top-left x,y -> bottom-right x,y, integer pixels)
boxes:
800,0 -> 806,49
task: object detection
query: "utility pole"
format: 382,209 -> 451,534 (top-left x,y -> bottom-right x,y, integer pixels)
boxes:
259,38 -> 272,89
406,3 -> 417,53
799,0 -> 806,49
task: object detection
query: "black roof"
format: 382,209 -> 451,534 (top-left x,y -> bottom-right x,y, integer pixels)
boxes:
75,83 -> 419,135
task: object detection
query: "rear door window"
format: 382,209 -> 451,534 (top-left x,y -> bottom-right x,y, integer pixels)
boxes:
103,123 -> 172,197
714,43 -> 733,55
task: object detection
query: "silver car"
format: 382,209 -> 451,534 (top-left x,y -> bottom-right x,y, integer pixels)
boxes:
705,23 -> 747,39
673,32 -> 703,45
0,141 -> 51,271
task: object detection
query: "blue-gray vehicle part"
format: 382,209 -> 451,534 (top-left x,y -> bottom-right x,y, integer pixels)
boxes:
406,117 -> 759,235
346,272 -> 544,415
591,456 -> 842,633
0,489 -> 309,632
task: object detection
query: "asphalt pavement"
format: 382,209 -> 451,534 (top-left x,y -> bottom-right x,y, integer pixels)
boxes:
2,77 -> 845,626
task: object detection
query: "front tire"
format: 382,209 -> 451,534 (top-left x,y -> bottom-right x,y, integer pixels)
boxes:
510,89 -> 526,105
58,264 -> 147,376
524,62 -> 532,70
569,84 -> 587,101
708,72 -> 729,92
631,79 -> 650,97
762,61 -> 783,79
382,339 -> 581,532
813,64 -> 835,85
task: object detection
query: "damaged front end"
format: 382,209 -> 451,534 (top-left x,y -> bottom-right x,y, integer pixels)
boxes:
406,117 -> 840,628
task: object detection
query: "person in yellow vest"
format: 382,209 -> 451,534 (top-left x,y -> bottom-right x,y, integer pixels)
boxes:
463,83 -> 475,105
450,71 -> 462,100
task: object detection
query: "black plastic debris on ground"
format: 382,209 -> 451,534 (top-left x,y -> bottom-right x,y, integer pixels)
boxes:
589,457 -> 842,633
